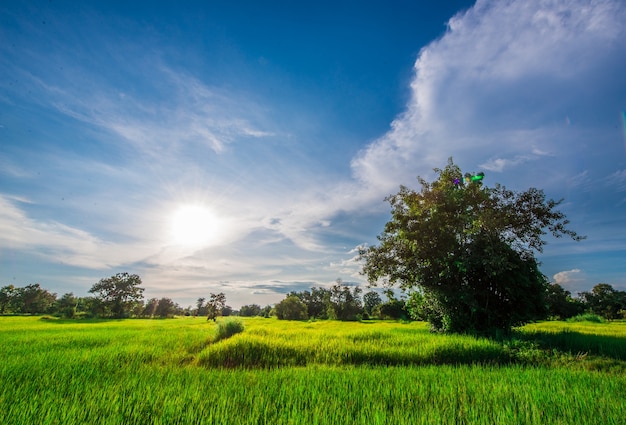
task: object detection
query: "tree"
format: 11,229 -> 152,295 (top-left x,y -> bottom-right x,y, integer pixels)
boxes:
260,305 -> 273,318
206,292 -> 226,321
196,297 -> 206,316
545,283 -> 584,319
141,298 -> 158,317
378,299 -> 409,320
360,158 -> 583,334
17,284 -> 56,314
274,295 -> 308,320
88,272 -> 144,318
56,292 -> 78,318
580,283 -> 626,320
239,304 -> 262,317
328,280 -> 363,321
155,297 -> 177,318
289,287 -> 331,319
0,285 -> 17,314
363,291 -> 382,317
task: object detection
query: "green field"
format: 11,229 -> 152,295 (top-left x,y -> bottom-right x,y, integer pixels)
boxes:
1,317 -> 625,424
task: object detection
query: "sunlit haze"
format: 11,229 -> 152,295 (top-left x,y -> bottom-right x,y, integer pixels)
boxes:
1,0 -> 625,308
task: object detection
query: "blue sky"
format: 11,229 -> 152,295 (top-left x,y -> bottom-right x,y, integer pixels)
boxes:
1,0 -> 625,308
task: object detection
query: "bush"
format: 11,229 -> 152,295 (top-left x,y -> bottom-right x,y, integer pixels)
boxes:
214,318 -> 245,342
274,296 -> 308,320
566,313 -> 605,323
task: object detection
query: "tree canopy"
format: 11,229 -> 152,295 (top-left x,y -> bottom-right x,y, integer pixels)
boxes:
360,158 -> 583,334
206,292 -> 226,321
88,272 -> 144,318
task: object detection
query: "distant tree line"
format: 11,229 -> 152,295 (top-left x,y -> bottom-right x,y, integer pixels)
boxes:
271,281 -> 626,322
271,279 -> 410,321
1,273 -> 624,323
0,273 -> 233,320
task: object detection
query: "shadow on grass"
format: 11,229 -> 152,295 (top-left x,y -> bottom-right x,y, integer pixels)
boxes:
39,316 -> 126,324
512,329 -> 626,361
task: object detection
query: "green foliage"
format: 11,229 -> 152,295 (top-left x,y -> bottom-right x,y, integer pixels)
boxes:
579,283 -> 626,320
288,287 -> 331,319
377,299 -> 408,320
214,318 -> 245,342
362,291 -> 382,317
155,297 -> 177,318
0,283 -> 57,314
238,304 -> 262,317
567,313 -> 605,323
328,280 -> 363,321
56,293 -> 78,318
360,158 -> 583,334
88,272 -> 144,318
545,283 -> 585,319
274,295 -> 308,320
206,292 -> 226,321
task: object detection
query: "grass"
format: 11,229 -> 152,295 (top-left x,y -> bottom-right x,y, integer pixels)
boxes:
1,316 -> 625,424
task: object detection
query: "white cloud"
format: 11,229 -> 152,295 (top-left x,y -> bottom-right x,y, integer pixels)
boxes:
553,268 -> 582,285
0,193 -> 159,269
350,0 -> 626,196
553,268 -> 589,293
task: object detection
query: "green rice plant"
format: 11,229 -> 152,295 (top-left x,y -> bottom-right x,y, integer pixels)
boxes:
1,316 -> 625,424
197,319 -> 509,368
214,317 -> 245,342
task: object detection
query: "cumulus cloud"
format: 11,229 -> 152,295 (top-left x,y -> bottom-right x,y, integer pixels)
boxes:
553,268 -> 582,284
553,268 -> 588,293
350,0 -> 626,196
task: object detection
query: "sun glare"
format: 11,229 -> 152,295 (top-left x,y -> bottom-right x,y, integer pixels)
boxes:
170,205 -> 220,247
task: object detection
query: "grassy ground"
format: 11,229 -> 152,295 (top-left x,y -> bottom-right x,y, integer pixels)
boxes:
1,316 -> 625,424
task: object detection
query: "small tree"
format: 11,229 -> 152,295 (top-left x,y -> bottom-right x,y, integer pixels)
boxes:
239,304 -> 262,317
274,295 -> 308,320
360,158 -> 583,334
0,285 -> 17,314
206,292 -> 226,321
88,272 -> 144,318
328,280 -> 363,321
155,297 -> 176,318
363,291 -> 382,317
56,292 -> 78,318
196,297 -> 206,316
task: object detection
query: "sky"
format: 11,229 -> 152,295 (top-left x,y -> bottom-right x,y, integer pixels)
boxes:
1,0 -> 625,309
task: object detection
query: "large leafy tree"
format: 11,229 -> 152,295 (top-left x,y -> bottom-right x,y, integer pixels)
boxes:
360,159 -> 583,334
89,272 -> 144,318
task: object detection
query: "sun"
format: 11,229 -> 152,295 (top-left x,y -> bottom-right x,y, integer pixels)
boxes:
170,205 -> 220,247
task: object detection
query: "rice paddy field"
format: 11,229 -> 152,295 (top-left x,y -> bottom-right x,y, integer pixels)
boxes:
1,316 -> 625,424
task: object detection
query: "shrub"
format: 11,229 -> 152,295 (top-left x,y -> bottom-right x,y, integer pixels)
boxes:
214,318 -> 244,342
566,313 -> 605,323
274,296 -> 308,320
